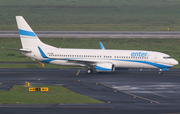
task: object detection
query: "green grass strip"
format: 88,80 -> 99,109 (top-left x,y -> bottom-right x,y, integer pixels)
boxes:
0,85 -> 104,104
1,0 -> 180,31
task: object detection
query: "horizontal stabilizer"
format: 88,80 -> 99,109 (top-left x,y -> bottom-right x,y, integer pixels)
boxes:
2,47 -> 31,53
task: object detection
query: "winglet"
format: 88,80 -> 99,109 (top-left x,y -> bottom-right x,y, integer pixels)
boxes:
99,42 -> 105,50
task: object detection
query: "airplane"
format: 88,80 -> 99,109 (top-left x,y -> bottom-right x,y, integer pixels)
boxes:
5,16 -> 179,74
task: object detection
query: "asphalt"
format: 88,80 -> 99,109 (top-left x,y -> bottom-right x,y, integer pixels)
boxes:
0,68 -> 180,114
1,31 -> 180,38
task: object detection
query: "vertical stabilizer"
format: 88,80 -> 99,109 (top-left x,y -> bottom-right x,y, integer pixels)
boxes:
16,16 -> 55,49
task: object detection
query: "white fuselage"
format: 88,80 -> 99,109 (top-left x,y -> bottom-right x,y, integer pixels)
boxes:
22,47 -> 178,69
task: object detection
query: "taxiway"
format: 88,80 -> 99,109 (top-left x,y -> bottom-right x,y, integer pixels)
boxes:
1,31 -> 180,38
0,68 -> 180,114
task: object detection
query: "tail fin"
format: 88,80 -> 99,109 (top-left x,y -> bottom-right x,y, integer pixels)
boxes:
16,16 -> 55,49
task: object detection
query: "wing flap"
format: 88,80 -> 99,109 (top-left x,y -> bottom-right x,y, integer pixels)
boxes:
60,58 -> 98,66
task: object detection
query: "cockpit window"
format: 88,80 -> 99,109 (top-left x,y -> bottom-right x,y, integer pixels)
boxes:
163,57 -> 172,59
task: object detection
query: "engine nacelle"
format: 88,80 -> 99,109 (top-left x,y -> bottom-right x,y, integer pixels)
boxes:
96,63 -> 115,72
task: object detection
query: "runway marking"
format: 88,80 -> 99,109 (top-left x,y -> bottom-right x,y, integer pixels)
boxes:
100,83 -> 161,104
149,92 -> 168,98
76,70 -> 80,76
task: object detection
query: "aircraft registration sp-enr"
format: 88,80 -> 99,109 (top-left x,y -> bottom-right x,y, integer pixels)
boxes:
4,16 -> 179,74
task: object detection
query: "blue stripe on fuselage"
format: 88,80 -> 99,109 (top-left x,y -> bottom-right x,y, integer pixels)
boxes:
112,59 -> 171,69
57,57 -> 170,69
42,59 -> 56,63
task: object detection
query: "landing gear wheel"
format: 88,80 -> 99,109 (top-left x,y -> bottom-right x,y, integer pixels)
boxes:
159,71 -> 163,75
87,69 -> 93,74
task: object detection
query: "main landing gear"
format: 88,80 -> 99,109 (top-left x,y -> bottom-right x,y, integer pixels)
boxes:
159,71 -> 163,75
159,68 -> 168,75
87,69 -> 93,74
159,69 -> 163,75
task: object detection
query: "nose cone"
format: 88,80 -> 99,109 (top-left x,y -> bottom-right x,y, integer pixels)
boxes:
171,59 -> 179,66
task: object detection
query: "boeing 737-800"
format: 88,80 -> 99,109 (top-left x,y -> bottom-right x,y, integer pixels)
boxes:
6,16 -> 179,74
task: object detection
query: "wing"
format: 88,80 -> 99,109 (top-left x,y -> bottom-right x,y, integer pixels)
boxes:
38,46 -> 101,67
60,58 -> 99,67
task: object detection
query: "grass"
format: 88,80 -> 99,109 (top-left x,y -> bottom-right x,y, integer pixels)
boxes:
0,38 -> 180,68
0,0 -> 180,31
0,85 -> 104,104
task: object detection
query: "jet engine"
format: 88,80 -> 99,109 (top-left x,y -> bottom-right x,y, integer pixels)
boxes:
96,63 -> 115,72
